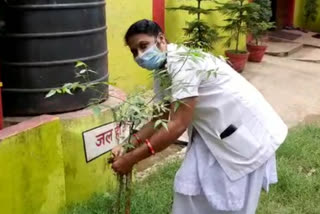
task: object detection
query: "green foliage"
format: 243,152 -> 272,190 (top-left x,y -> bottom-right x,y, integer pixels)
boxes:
183,20 -> 220,51
167,5 -> 215,15
254,0 -> 272,23
247,0 -> 274,45
167,0 -> 220,51
62,159 -> 182,214
304,0 -> 319,26
216,0 -> 260,52
45,61 -> 111,99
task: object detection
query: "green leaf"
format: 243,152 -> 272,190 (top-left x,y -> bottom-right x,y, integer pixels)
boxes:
161,122 -> 169,131
75,61 -> 87,68
79,69 -> 87,74
45,90 -> 57,98
102,81 -> 117,86
154,120 -> 162,129
79,85 -> 87,92
65,88 -> 73,95
87,69 -> 98,74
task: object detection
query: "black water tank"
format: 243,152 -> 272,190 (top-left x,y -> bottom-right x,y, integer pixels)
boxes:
0,0 -> 108,116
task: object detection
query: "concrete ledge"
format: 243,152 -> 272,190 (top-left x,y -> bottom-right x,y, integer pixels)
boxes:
266,40 -> 303,57
4,86 -> 126,125
0,115 -> 59,141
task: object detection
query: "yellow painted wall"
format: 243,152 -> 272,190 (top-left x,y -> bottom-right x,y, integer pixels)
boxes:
0,104 -> 120,213
60,111 -> 117,204
294,0 -> 320,32
106,0 -> 154,93
165,0 -> 246,56
0,118 -> 66,214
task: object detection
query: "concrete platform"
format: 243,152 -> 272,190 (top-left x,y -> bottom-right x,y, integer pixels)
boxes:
266,40 -> 303,57
289,46 -> 320,63
269,29 -> 320,48
244,55 -> 320,128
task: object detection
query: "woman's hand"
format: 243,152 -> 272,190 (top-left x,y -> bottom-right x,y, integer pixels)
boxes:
112,155 -> 135,175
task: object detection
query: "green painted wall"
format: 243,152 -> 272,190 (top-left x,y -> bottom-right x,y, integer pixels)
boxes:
60,111 -> 117,204
165,0 -> 246,56
0,118 -> 66,214
294,0 -> 320,32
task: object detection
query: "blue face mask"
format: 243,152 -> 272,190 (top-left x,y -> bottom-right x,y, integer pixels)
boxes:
135,44 -> 166,70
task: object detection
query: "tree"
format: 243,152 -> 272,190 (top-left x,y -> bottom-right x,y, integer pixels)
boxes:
216,0 -> 260,53
167,0 -> 220,51
254,0 -> 272,24
247,0 -> 274,45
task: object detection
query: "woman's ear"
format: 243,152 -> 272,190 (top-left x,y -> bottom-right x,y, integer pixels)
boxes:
158,32 -> 167,45
157,32 -> 168,52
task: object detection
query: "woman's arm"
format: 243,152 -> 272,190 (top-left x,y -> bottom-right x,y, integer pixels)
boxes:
112,97 -> 197,175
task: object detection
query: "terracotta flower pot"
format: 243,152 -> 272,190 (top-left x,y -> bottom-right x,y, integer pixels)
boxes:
247,43 -> 267,62
225,50 -> 249,73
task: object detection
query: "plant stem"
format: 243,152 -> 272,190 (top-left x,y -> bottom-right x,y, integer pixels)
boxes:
115,175 -> 124,214
197,0 -> 201,21
236,0 -> 244,53
197,0 -> 201,44
236,24 -> 240,53
125,173 -> 132,214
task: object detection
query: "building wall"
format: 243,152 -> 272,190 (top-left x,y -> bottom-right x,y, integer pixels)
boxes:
60,110 -> 117,204
0,116 -> 66,214
106,0 -> 154,93
0,93 -> 124,213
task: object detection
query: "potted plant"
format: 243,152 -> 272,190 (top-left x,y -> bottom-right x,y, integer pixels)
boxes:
167,0 -> 220,51
216,0 -> 259,72
246,0 -> 274,62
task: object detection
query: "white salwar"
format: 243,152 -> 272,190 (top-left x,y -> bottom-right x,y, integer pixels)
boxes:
172,132 -> 278,214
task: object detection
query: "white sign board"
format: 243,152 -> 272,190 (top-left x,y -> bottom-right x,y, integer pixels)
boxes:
82,122 -> 131,162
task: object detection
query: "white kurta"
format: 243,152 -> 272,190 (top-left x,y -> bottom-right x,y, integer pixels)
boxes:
153,43 -> 287,213
172,131 -> 277,213
157,43 -> 287,181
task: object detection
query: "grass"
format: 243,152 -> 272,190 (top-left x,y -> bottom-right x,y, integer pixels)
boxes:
257,124 -> 320,214
63,124 -> 320,214
62,160 -> 181,214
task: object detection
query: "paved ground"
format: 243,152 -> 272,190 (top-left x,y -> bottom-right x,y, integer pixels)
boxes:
244,54 -> 320,128
290,46 -> 320,62
269,29 -> 320,48
266,40 -> 303,57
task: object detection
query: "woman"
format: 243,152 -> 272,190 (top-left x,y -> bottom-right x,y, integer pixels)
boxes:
112,19 -> 287,214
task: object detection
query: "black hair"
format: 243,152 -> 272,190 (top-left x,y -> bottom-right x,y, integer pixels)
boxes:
124,19 -> 163,45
